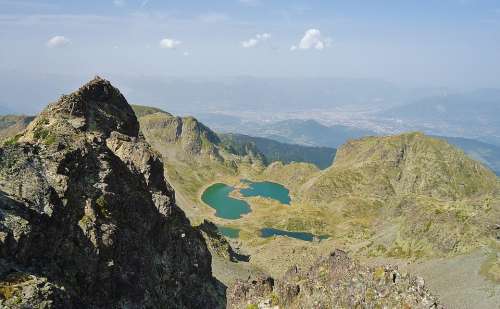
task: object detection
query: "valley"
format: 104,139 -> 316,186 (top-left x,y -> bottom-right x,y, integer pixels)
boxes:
129,104 -> 500,308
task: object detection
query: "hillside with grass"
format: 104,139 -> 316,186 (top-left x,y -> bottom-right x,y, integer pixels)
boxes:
437,135 -> 500,176
284,132 -> 500,259
302,132 -> 497,202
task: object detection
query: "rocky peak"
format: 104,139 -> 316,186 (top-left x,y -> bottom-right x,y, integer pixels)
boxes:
138,112 -> 222,159
0,78 -> 224,308
27,76 -> 139,139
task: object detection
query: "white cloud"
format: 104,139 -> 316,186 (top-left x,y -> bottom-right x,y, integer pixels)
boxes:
242,38 -> 258,48
113,0 -> 125,7
292,29 -> 329,51
159,38 -> 181,49
46,35 -> 70,48
256,33 -> 271,40
241,33 -> 271,48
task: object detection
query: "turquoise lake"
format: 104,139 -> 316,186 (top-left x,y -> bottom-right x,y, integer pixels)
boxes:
201,180 -> 292,220
260,228 -> 329,242
201,183 -> 251,219
240,180 -> 291,205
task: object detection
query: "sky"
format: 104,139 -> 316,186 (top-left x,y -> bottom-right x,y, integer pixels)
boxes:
0,0 -> 500,89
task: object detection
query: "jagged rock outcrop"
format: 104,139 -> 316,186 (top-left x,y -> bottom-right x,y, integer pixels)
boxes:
197,220 -> 237,261
137,111 -> 224,161
196,220 -> 249,263
0,77 -> 224,308
228,250 -> 443,309
136,110 -> 266,166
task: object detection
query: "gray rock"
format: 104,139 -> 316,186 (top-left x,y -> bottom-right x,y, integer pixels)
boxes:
0,77 -> 224,308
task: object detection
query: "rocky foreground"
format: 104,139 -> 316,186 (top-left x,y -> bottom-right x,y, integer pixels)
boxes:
228,249 -> 442,309
0,77 -> 224,308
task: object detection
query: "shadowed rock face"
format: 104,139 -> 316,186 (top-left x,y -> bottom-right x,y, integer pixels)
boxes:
0,77 -> 224,308
228,250 -> 443,309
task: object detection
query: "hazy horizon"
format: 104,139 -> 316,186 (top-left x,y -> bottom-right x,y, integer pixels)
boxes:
1,0 -> 500,88
1,0 -> 499,144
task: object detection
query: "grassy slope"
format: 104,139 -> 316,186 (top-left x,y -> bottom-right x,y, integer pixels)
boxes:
435,135 -> 500,176
294,132 -> 499,259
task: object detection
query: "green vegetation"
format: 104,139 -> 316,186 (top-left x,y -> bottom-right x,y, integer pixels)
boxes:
2,134 -> 21,146
96,195 -> 111,218
436,135 -> 500,175
220,133 -> 336,169
269,292 -> 279,306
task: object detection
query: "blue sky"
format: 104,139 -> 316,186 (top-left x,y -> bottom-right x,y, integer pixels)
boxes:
1,0 -> 500,87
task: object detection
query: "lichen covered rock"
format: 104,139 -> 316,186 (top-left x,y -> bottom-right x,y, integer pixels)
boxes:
228,250 -> 443,309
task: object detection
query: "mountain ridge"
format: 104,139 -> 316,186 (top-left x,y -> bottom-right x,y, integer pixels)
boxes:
302,132 -> 497,202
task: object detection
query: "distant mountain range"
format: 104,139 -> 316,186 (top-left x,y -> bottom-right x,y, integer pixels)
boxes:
252,119 -> 377,149
380,89 -> 500,144
382,89 -> 500,124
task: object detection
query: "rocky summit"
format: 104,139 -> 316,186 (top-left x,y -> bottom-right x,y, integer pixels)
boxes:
0,77 -> 224,308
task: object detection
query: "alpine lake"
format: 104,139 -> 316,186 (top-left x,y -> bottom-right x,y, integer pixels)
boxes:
202,180 -> 328,242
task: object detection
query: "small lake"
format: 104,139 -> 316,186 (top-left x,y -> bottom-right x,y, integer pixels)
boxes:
201,183 -> 251,219
240,180 -> 291,205
217,226 -> 240,238
260,228 -> 329,242
201,180 -> 291,220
